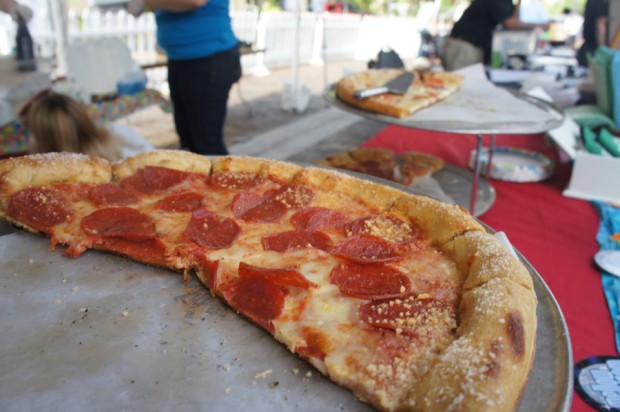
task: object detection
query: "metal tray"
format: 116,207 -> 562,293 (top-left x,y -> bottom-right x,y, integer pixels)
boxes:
311,163 -> 496,218
434,164 -> 495,217
0,230 -> 572,411
323,84 -> 564,135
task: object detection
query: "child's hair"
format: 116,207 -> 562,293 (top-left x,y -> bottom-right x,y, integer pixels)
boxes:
24,92 -> 123,161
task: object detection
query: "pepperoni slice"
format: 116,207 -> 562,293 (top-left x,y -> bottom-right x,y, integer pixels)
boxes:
270,184 -> 314,209
123,166 -> 190,193
183,210 -> 240,249
231,192 -> 264,218
241,200 -> 287,222
346,215 -> 416,244
7,187 -> 71,231
221,277 -> 285,333
81,207 -> 157,238
88,183 -> 137,206
262,230 -> 332,252
195,254 -> 221,293
155,192 -> 203,212
210,171 -> 264,190
359,160 -> 395,181
329,262 -> 410,299
330,234 -> 399,263
97,237 -> 168,267
359,295 -> 454,336
238,262 -> 316,289
290,207 -> 348,232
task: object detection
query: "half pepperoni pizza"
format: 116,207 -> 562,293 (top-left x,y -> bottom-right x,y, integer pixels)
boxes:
0,150 -> 537,411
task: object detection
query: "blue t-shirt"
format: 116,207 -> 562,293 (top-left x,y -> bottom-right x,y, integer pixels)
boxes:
155,0 -> 238,61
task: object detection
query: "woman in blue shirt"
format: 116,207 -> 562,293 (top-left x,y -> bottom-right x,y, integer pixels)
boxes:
144,0 -> 241,155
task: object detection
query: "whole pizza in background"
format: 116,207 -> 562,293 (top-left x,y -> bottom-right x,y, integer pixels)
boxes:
0,150 -> 536,411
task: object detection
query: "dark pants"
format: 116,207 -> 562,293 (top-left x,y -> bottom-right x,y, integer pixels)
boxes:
167,45 -> 242,155
577,42 -> 597,67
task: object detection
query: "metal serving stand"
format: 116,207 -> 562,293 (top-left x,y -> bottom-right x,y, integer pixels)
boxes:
324,85 -> 565,214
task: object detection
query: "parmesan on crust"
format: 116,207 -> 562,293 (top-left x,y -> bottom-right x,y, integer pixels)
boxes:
211,155 -> 270,175
408,277 -> 537,411
389,194 -> 485,247
0,153 -> 111,217
211,156 -> 302,183
112,150 -> 211,180
329,169 -> 407,211
442,230 -> 534,292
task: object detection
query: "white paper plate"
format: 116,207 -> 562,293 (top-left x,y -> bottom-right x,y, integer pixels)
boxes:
469,146 -> 555,182
595,250 -> 620,277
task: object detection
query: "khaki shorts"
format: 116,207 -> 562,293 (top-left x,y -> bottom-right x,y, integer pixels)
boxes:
441,36 -> 484,71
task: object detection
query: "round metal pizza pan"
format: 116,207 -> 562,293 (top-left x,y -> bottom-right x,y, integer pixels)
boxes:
433,163 -> 495,217
309,163 -> 496,218
323,83 -> 564,135
0,175 -> 570,412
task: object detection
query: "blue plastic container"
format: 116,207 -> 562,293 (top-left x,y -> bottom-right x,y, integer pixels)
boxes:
116,70 -> 147,96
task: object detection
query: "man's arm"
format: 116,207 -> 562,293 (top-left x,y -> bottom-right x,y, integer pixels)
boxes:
143,0 -> 208,12
501,9 -> 549,31
595,15 -> 608,46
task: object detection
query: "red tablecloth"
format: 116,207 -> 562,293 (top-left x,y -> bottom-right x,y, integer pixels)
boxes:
362,125 -> 614,412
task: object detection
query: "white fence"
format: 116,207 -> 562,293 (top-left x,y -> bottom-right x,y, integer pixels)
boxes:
0,9 -> 423,75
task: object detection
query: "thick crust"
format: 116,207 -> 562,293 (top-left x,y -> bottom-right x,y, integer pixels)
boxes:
211,155 -> 302,184
0,153 -> 111,195
112,150 -> 211,180
0,153 -> 111,219
210,155 -> 266,174
292,166 -> 404,211
389,194 -> 485,246
442,230 -> 534,292
409,231 -> 537,411
409,277 -> 537,411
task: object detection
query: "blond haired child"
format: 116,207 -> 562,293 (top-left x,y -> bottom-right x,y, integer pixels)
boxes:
24,92 -> 154,162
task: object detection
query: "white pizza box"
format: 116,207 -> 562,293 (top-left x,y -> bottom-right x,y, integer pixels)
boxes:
563,152 -> 620,204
